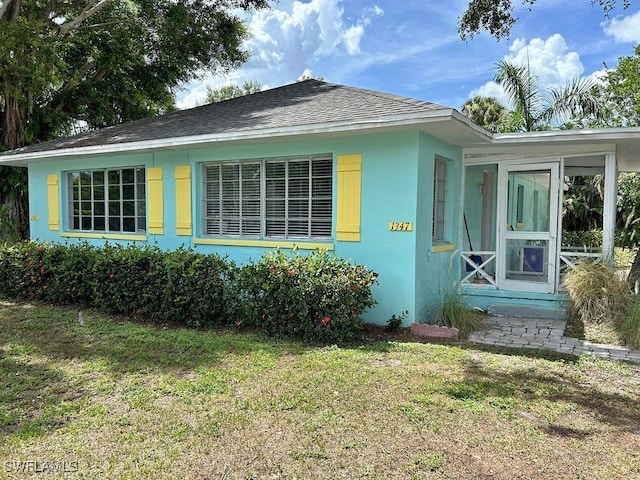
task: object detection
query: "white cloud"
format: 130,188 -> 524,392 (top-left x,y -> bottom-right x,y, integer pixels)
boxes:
468,34 -> 586,108
177,0 -> 383,108
602,10 -> 640,43
505,34 -> 584,87
468,81 -> 510,108
343,24 -> 365,55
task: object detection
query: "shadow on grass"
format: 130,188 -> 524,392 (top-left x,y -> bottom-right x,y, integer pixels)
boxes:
0,350 -> 87,440
3,301 -> 638,444
453,356 -> 640,436
0,301 -> 302,442
356,327 -> 640,435
0,302 -> 301,372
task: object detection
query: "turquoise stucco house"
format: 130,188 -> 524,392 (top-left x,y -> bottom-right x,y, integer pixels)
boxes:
2,79 -> 640,325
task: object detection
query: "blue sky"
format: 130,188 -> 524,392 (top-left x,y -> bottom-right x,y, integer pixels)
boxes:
177,0 -> 640,111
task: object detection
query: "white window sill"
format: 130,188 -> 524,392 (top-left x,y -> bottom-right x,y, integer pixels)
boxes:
432,243 -> 455,253
60,232 -> 147,241
193,238 -> 334,251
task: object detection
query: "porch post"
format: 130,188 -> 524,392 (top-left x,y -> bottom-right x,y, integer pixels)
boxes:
602,152 -> 618,266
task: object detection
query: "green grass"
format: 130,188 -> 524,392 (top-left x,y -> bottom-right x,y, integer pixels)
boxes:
1,301 -> 640,479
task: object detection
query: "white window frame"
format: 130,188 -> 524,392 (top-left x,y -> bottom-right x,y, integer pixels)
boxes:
67,167 -> 146,233
202,155 -> 333,240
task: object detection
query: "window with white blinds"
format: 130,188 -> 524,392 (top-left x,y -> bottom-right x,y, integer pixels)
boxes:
203,156 -> 333,239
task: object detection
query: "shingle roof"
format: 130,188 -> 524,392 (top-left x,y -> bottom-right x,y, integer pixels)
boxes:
2,79 -> 449,156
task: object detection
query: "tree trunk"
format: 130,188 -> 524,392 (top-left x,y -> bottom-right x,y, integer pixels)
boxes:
2,94 -> 27,150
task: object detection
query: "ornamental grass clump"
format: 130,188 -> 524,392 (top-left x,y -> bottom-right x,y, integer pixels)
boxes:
563,260 -> 629,325
428,288 -> 484,338
564,259 -> 640,350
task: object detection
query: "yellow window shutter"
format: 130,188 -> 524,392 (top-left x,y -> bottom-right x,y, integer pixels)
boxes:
174,165 -> 192,236
336,154 -> 362,241
147,167 -> 164,235
46,174 -> 60,231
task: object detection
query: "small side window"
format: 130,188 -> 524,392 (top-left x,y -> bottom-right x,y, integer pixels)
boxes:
432,156 -> 448,242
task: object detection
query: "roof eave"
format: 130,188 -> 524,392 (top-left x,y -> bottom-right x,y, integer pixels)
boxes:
492,126 -> 640,144
0,109 -> 493,166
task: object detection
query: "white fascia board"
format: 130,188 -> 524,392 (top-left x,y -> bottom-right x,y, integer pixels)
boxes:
492,126 -> 640,144
0,109 -> 494,166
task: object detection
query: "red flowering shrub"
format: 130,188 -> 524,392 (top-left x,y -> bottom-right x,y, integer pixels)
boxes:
0,243 -> 377,342
233,250 -> 378,342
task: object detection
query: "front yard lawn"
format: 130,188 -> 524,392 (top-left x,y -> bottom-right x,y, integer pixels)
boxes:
1,302 -> 639,479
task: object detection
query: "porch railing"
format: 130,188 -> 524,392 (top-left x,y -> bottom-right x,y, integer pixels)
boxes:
462,247 -> 603,290
558,247 -> 603,288
461,251 -> 497,287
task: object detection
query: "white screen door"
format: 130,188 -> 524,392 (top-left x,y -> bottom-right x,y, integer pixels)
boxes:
497,162 -> 560,294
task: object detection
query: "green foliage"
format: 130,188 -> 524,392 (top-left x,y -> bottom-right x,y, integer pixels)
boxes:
0,0 -> 271,149
563,175 -> 604,233
493,60 -> 601,132
0,243 -> 378,342
234,250 -> 378,342
151,248 -> 236,327
458,0 -> 630,40
0,242 -> 235,326
617,295 -> 640,349
564,259 -> 640,349
617,173 -> 640,247
0,166 -> 29,242
562,230 -> 603,248
461,96 -> 508,133
205,80 -> 263,103
602,45 -> 640,127
386,310 -> 408,332
427,289 -> 484,338
564,260 -> 629,325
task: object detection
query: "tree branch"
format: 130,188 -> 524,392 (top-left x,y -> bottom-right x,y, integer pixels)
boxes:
0,0 -> 21,22
58,0 -> 116,36
60,59 -> 96,94
0,0 -> 11,20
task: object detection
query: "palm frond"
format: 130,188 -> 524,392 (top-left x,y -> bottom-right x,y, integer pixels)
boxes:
545,77 -> 602,125
494,60 -> 542,131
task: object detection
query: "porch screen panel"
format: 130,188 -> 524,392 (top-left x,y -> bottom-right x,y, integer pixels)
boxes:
506,170 -> 551,233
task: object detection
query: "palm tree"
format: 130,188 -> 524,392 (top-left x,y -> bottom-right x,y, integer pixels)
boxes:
461,96 -> 508,133
494,60 -> 601,132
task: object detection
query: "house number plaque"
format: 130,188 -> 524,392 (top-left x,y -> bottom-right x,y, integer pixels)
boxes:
388,222 -> 413,231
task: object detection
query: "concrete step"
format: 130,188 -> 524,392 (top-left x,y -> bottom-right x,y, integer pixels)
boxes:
487,303 -> 566,320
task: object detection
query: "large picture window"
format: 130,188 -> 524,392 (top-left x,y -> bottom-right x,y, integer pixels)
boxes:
67,167 -> 146,233
203,155 -> 333,240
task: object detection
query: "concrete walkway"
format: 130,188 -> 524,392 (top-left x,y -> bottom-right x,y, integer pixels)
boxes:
468,316 -> 640,363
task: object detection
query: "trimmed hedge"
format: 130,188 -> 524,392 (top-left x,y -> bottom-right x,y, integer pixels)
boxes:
0,242 -> 378,342
235,250 -> 378,342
